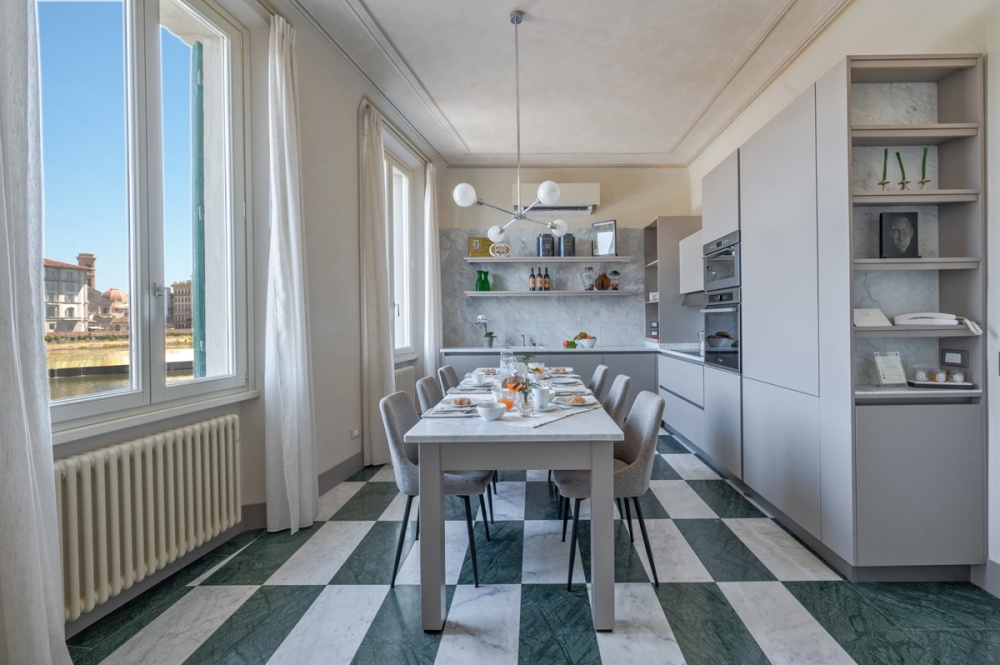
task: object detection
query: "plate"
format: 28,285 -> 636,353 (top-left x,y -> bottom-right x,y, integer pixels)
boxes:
460,381 -> 494,388
555,395 -> 597,406
438,396 -> 481,409
489,243 -> 511,257
479,368 -> 499,375
534,403 -> 558,412
550,367 -> 571,374
551,377 -> 581,385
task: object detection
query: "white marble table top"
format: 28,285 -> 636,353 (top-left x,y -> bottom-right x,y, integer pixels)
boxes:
405,405 -> 623,443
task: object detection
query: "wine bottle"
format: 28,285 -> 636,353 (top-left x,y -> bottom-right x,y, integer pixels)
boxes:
529,267 -> 536,291
537,267 -> 543,292
543,267 -> 550,291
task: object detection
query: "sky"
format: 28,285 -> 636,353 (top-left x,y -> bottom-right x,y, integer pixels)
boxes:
38,0 -> 193,294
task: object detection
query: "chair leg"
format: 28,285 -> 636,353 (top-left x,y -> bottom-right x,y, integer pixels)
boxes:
478,494 -> 491,542
567,498 -> 582,591
615,498 -> 624,519
415,507 -> 420,541
633,497 -> 659,587
486,484 -> 495,524
390,495 -> 414,589
561,496 -> 570,542
463,496 -> 479,587
493,470 -> 499,492
623,497 -> 634,542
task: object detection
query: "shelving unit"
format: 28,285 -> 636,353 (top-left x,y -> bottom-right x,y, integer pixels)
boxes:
642,216 -> 701,343
852,257 -> 980,270
851,189 -> 979,205
464,256 -> 633,264
464,290 -> 632,297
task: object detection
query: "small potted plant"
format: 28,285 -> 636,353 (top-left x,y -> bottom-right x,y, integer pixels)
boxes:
475,315 -> 495,348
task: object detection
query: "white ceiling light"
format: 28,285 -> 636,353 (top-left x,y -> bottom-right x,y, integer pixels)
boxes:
451,10 -> 568,243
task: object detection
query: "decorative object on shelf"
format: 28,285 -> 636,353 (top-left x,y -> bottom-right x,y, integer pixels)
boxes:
877,148 -> 891,190
475,314 -> 495,347
537,233 -> 554,257
879,212 -> 918,258
940,348 -> 970,369
468,236 -> 493,257
579,266 -> 597,291
592,220 -> 617,256
895,151 -> 910,190
874,351 -> 906,386
608,269 -> 621,290
489,242 -> 511,257
475,270 -> 491,292
594,271 -> 611,291
558,233 -> 575,257
918,146 -> 931,189
451,12 -> 568,244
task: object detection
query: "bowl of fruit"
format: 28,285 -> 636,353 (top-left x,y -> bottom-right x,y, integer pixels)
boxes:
563,332 -> 597,349
706,331 -> 735,348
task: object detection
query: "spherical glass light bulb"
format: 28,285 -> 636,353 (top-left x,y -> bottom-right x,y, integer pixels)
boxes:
453,182 -> 478,207
487,225 -> 505,243
537,180 -> 561,206
550,219 -> 568,237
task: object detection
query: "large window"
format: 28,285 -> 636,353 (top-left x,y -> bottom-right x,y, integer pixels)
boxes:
38,0 -> 250,424
384,152 -> 413,358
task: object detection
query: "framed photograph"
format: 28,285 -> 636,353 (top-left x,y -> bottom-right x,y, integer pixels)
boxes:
591,220 -> 617,256
879,212 -> 919,258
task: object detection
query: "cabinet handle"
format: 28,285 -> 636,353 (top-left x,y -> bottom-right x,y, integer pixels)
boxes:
701,307 -> 737,314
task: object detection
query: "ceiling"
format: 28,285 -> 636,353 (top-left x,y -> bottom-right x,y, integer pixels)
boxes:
292,0 -> 851,167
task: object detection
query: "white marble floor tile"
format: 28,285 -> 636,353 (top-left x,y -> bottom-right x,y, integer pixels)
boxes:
648,480 -> 717,518
476,481 -> 525,521
394,520 -> 470,585
379,492 -> 418,521
661,454 -> 721,480
435,585 -> 521,665
520,520 -> 585,584
101,585 -> 257,665
187,538 -> 258,586
369,465 -> 396,483
525,469 -> 549,482
724,519 -> 840,581
719,582 -> 855,665
267,585 -> 388,665
265,521 -> 374,585
631,519 -> 712,583
595,583 -> 685,665
316,482 -> 365,521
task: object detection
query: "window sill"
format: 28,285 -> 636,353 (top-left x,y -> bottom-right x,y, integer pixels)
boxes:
394,352 -> 418,365
52,388 -> 261,446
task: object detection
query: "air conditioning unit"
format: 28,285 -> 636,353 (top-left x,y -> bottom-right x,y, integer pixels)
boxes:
512,183 -> 600,216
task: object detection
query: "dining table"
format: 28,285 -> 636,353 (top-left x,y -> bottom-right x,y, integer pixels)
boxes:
404,371 -> 624,632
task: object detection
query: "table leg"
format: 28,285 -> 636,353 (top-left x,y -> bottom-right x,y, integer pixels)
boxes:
589,440 -> 614,630
419,442 -> 446,631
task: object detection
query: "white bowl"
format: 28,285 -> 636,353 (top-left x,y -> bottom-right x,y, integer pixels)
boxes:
528,362 -> 545,370
706,336 -> 734,348
476,402 -> 506,421
576,338 -> 596,349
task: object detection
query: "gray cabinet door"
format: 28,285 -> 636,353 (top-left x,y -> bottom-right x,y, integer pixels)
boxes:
549,352 -> 602,388
607,353 -> 657,413
702,150 -> 740,241
855,404 -> 984,566
441,353 -> 499,378
742,377 -> 820,537
703,367 -> 742,479
739,86 -> 819,396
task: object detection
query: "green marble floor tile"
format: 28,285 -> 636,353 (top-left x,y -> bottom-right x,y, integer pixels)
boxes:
674,519 -> 775,582
523,481 -> 563,520
202,526 -> 319,585
351,585 -> 456,665
458,520 -> 524,585
331,521 -> 410,585
182,585 -> 323,664
657,435 -> 689,454
68,645 -> 93,665
572,519 -> 651,584
346,465 -> 385,482
853,582 -> 1000,631
634,487 -> 669,519
330,482 -> 401,521
686,479 -> 764,518
786,581 -> 938,665
650,454 -> 683,480
443,494 -> 475,521
910,628 -> 1000,664
655,582 -> 769,665
518,584 -> 601,665
207,529 -> 265,558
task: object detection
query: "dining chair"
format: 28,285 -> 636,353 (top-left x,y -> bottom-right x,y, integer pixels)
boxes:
553,390 -> 665,590
587,364 -> 610,402
437,365 -> 461,393
379,391 -> 494,588
603,374 -> 631,427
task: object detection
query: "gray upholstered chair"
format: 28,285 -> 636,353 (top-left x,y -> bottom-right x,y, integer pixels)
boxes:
603,374 -> 631,427
379,391 -> 494,588
587,364 -> 609,402
437,365 -> 461,393
553,390 -> 665,590
416,375 -> 444,413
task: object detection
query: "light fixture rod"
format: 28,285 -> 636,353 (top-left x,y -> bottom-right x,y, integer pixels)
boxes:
512,10 -> 523,215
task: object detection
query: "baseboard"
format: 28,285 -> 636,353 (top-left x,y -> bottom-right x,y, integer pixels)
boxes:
319,451 -> 365,495
971,558 -> 1000,599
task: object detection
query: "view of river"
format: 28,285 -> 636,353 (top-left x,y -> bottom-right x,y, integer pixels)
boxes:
47,344 -> 196,401
49,369 -> 195,401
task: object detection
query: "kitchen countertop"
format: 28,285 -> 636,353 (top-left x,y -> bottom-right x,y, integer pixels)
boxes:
657,342 -> 705,363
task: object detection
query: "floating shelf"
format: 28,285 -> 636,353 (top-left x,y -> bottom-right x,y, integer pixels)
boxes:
853,257 -> 980,271
851,123 -> 979,146
645,259 -> 659,268
854,384 -> 982,402
464,290 -> 633,297
852,189 -> 979,206
464,256 -> 632,264
853,325 -> 979,338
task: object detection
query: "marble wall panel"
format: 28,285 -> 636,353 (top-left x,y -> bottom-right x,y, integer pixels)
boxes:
850,83 -> 937,125
852,206 -> 939,259
852,146 -> 938,192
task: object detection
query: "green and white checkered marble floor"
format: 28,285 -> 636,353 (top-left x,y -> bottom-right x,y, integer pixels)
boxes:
67,435 -> 1000,664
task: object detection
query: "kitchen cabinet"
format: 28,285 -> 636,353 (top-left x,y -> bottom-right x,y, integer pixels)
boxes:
657,353 -> 704,447
643,216 -> 702,343
701,149 -> 740,242
702,367 -> 741,479
678,230 -> 703,294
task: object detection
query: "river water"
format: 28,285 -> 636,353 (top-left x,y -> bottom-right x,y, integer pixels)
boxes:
49,370 -> 195,401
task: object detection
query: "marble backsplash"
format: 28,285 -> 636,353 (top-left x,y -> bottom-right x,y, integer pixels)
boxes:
440,227 -> 646,348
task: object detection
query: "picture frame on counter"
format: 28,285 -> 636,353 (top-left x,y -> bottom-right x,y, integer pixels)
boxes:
592,220 -> 617,256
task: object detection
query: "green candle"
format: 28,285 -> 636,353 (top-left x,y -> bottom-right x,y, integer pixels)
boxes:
882,148 -> 888,180
896,151 -> 906,180
921,147 -> 928,179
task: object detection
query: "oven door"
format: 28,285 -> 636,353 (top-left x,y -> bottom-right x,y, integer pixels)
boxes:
701,297 -> 740,372
703,244 -> 740,292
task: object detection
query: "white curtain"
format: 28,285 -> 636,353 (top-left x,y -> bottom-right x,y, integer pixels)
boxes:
359,102 -> 393,466
422,163 -> 443,376
0,1 -> 72,662
264,14 -> 317,533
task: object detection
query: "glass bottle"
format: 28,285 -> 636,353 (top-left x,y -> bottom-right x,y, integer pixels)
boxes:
608,269 -> 621,290
595,271 -> 611,291
529,267 -> 536,291
543,267 -> 551,291
476,269 -> 491,291
579,266 -> 597,291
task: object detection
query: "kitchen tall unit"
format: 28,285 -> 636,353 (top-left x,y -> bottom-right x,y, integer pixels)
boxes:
643,216 -> 702,343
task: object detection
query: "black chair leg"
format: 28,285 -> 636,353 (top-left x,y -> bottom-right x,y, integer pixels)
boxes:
567,498 -> 582,591
493,471 -> 499,492
633,497 -> 659,587
615,498 -> 624,519
624,497 -> 634,542
415,506 -> 420,541
478,494 -> 491,541
390,495 -> 414,589
486,484 -> 495,524
462,496 -> 480,587
561,496 -> 571,542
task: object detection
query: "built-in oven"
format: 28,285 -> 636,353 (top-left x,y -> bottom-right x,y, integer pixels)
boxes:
703,230 -> 740,292
701,288 -> 740,372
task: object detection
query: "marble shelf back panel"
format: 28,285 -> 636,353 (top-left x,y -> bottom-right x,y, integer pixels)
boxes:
850,83 -> 937,125
852,206 -> 939,260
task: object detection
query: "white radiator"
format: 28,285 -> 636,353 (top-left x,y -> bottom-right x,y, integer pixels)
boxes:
54,415 -> 241,621
394,365 -> 418,406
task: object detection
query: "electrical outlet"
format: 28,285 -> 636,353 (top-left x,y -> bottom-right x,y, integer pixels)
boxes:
350,427 -> 360,439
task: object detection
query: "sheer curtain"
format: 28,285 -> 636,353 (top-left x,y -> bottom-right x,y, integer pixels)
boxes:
359,101 -> 393,466
264,14 -> 318,533
422,163 -> 443,376
0,1 -> 72,661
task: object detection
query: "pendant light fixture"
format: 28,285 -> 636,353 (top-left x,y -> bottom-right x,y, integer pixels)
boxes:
452,10 -> 568,243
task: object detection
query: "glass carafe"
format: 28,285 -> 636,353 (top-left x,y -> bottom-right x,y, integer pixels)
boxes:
579,266 -> 597,291
475,269 -> 491,291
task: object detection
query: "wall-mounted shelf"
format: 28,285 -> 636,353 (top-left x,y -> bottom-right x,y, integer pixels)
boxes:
851,189 -> 979,206
853,325 -> 979,338
464,290 -> 633,297
850,123 -> 979,146
464,256 -> 632,264
645,259 -> 658,268
854,384 -> 982,402
853,257 -> 980,271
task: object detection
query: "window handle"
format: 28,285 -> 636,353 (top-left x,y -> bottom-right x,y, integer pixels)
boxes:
154,282 -> 167,298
